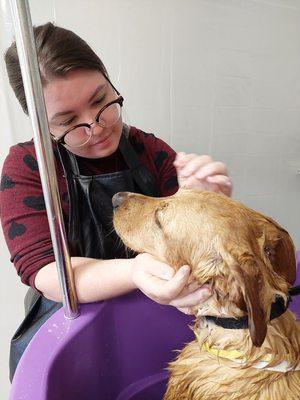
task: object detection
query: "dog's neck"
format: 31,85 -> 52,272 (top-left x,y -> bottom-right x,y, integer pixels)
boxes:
194,301 -> 300,373
202,295 -> 290,330
196,292 -> 245,319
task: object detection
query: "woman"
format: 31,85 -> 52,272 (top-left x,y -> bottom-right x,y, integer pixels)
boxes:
1,22 -> 232,380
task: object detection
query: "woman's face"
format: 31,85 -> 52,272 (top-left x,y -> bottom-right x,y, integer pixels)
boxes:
44,69 -> 123,158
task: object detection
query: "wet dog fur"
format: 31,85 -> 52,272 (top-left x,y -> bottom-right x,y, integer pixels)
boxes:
113,188 -> 300,400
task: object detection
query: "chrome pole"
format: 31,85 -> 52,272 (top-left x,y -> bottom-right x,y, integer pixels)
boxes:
9,0 -> 79,318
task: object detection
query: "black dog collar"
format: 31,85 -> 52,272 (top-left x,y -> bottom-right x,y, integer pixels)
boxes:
289,285 -> 300,296
205,286 -> 300,330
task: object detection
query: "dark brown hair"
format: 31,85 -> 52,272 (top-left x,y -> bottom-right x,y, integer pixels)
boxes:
4,22 -> 108,114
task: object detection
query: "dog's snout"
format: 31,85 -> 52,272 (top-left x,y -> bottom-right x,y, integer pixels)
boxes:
112,192 -> 129,210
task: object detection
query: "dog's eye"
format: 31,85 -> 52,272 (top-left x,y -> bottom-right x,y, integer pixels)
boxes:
264,246 -> 275,259
154,204 -> 168,230
154,212 -> 162,229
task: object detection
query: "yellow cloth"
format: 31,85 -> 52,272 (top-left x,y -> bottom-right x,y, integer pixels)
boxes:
201,341 -> 272,363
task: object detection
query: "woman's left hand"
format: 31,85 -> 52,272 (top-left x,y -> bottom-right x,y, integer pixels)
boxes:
174,152 -> 232,197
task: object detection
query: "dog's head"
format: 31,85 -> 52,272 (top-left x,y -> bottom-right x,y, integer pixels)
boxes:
112,188 -> 296,347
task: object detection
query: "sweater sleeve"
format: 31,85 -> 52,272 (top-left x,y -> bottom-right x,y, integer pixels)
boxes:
0,143 -> 59,289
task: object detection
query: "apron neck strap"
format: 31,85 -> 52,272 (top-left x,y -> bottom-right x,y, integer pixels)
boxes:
118,127 -> 158,196
57,124 -> 158,197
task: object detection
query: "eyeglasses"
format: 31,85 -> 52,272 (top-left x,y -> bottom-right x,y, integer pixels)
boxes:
50,77 -> 124,148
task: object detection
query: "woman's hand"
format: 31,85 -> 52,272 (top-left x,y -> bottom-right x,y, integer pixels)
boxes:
174,152 -> 232,197
131,253 -> 211,314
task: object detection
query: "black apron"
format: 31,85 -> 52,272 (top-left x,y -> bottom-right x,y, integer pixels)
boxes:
9,127 -> 158,381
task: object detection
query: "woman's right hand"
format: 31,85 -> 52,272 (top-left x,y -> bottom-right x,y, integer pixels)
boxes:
131,253 -> 212,314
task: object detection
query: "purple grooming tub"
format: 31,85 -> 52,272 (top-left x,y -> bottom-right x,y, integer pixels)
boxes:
10,252 -> 300,400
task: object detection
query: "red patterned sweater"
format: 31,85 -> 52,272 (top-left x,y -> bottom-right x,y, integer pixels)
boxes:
0,126 -> 178,289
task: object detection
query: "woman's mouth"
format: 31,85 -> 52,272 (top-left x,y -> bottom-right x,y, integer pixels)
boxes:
92,135 -> 110,147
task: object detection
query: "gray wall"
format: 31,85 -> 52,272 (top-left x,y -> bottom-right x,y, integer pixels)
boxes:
1,1 -> 300,398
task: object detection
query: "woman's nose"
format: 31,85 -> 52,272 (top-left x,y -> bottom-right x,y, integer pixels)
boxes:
90,121 -> 105,136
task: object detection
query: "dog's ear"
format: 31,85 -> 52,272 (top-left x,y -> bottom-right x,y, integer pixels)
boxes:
230,259 -> 267,347
269,229 -> 296,285
262,217 -> 296,285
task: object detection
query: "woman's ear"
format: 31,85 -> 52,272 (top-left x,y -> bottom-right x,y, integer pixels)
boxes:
230,259 -> 267,347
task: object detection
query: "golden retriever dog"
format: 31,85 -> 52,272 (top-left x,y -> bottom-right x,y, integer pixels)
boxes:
112,188 -> 300,400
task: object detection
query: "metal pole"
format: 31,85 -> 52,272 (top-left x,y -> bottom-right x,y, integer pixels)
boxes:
9,0 -> 79,319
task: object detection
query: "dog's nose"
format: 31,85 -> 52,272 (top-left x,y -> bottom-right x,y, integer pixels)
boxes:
112,192 -> 129,210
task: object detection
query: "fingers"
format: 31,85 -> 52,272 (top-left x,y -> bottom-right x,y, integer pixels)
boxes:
174,153 -> 228,181
173,152 -> 188,168
176,154 -> 213,178
134,264 -> 191,305
133,253 -> 213,309
195,161 -> 228,180
134,253 -> 175,280
206,174 -> 231,186
150,263 -> 175,280
206,175 -> 233,196
174,152 -> 232,197
178,175 -> 218,191
177,307 -> 194,315
157,265 -> 191,303
169,285 -> 212,308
